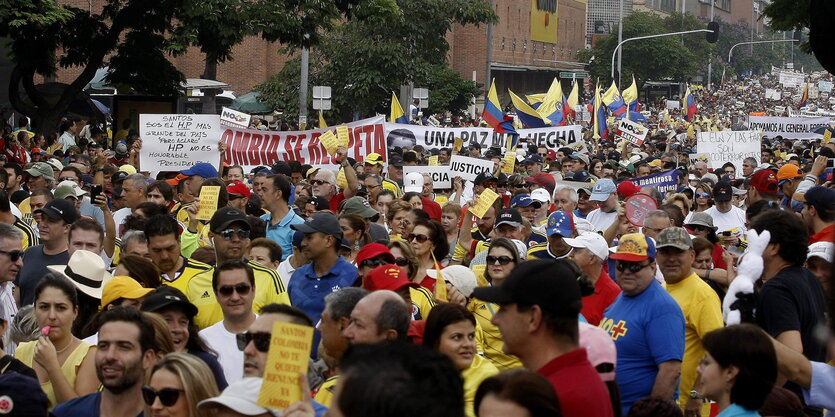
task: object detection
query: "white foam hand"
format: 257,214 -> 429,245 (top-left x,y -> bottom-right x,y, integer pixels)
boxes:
723,229 -> 770,325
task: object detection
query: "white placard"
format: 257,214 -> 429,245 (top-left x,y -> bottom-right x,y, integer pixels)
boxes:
616,118 -> 648,146
747,116 -> 830,139
449,155 -> 495,182
765,89 -> 781,100
402,166 -> 452,189
220,107 -> 252,129
779,72 -> 805,88
666,100 -> 680,110
696,131 -> 761,171
140,114 -> 221,171
818,81 -> 833,93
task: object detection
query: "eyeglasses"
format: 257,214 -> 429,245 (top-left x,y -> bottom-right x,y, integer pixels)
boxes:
513,184 -> 528,189
360,258 -> 390,269
486,255 -> 514,265
0,249 -> 23,262
695,192 -> 710,198
219,229 -> 250,241
408,233 -> 430,243
142,387 -> 185,407
236,331 -> 271,352
217,283 -> 252,297
615,261 -> 653,273
394,257 -> 410,267
311,180 -> 332,186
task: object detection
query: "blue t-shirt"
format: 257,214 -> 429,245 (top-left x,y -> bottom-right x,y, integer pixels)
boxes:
53,392 -> 142,417
599,280 -> 685,415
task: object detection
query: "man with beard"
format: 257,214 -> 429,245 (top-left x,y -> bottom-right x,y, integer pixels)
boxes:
53,307 -> 156,417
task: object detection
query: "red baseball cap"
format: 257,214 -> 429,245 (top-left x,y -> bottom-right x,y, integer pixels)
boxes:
363,265 -> 418,292
617,181 -> 641,199
355,243 -> 395,267
524,172 -> 556,195
226,181 -> 251,198
750,169 -> 778,194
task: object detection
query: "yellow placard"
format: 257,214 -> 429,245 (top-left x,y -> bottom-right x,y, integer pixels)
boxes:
336,168 -> 348,189
453,138 -> 463,153
319,130 -> 338,155
824,129 -> 831,144
257,321 -> 314,410
501,152 -> 516,174
428,155 -> 440,166
196,186 -> 220,221
468,188 -> 500,218
336,126 -> 349,148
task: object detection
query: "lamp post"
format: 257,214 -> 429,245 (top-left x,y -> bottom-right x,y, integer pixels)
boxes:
728,39 -> 799,64
610,29 -> 713,83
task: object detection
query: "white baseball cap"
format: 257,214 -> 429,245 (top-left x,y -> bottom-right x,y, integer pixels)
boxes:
197,378 -> 279,416
404,172 -> 424,193
530,188 -> 551,204
807,242 -> 834,263
564,232 -> 609,261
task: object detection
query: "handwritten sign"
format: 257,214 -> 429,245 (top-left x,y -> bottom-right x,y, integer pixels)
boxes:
696,131 -> 761,171
336,126 -> 349,148
501,152 -> 516,174
616,119 -> 648,146
220,107 -> 252,129
318,130 -> 338,155
449,155 -> 494,182
402,166 -> 451,189
140,114 -> 220,172
468,188 -> 500,218
336,168 -> 348,189
196,186 -> 220,221
824,129 -> 832,144
257,322 -> 313,410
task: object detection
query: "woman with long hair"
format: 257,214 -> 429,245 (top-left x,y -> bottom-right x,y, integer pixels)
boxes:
339,213 -> 372,264
143,352 -> 220,417
440,203 -> 462,264
114,255 -> 162,288
409,218 -> 449,292
388,240 -> 421,284
689,183 -> 714,219
423,303 -> 499,417
475,369 -> 562,417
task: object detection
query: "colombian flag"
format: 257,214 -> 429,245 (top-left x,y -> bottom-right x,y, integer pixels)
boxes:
592,83 -> 608,139
683,87 -> 697,121
390,92 -> 409,124
538,78 -> 565,126
602,81 -> 627,119
565,81 -> 579,120
799,81 -> 809,108
510,89 -> 550,128
483,79 -> 517,135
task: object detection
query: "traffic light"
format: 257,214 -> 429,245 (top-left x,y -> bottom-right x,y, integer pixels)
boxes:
706,21 -> 719,43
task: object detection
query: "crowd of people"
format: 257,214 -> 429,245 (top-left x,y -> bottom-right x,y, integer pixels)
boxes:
0,71 -> 834,417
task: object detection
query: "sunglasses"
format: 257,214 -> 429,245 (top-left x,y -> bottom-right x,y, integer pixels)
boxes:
481,182 -> 497,188
360,258 -> 390,269
236,331 -> 271,352
513,184 -> 528,189
311,180 -> 331,186
0,249 -> 23,262
394,257 -> 410,267
689,225 -> 708,232
408,233 -> 430,243
217,283 -> 252,297
615,261 -> 652,273
486,255 -> 514,265
695,192 -> 710,198
142,387 -> 185,407
219,229 -> 250,241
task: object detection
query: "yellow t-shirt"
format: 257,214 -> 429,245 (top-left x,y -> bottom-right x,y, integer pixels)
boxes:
664,273 -> 724,416
314,375 -> 339,407
161,257 -> 214,296
15,340 -> 94,410
462,354 -> 500,417
410,286 -> 437,320
468,298 -> 522,371
186,260 -> 291,329
13,216 -> 39,250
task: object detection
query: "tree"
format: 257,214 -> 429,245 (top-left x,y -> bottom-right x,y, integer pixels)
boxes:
256,0 -> 497,121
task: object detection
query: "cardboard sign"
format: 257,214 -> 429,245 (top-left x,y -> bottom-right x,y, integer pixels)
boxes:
449,155 -> 494,182
697,131 -> 761,171
616,119 -> 648,146
140,114 -> 221,171
220,107 -> 252,129
196,186 -> 220,221
257,322 -> 314,410
625,194 -> 658,227
402,166 -> 451,189
468,188 -> 500,218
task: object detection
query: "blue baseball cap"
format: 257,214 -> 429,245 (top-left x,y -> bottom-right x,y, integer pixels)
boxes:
546,210 -> 575,237
590,178 -> 616,202
524,154 -> 543,165
510,193 -> 541,208
567,170 -> 592,183
181,162 -> 218,179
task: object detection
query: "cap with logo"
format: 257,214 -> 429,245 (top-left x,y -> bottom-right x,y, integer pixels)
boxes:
589,179 -> 617,202
474,171 -> 498,186
210,206 -> 251,233
362,265 -> 419,292
569,152 -> 590,166
111,170 -> 129,185
291,212 -> 343,239
524,154 -> 544,165
25,162 -> 54,178
227,181 -> 251,199
563,232 -> 609,261
365,153 -> 384,165
181,162 -> 218,179
306,196 -> 331,212
0,372 -> 50,416
655,227 -> 694,251
404,172 -> 425,193
750,169 -> 779,194
712,181 -> 733,203
510,193 -> 541,208
34,199 -> 79,224
388,154 -> 405,167
546,210 -> 574,237
610,233 -> 656,261
471,259 -> 583,317
525,172 -> 556,195
495,208 -> 523,229
617,181 -> 641,199
46,158 -> 64,172
807,241 -> 834,263
579,322 -> 617,382
341,196 -> 379,219
101,276 -> 154,309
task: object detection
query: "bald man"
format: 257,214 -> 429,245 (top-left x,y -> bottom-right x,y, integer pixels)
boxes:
342,290 -> 411,344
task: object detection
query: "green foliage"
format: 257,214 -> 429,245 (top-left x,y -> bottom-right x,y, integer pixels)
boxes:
417,66 -> 481,117
762,0 -> 809,33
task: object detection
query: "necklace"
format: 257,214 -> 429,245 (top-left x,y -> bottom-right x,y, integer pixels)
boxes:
54,338 -> 76,355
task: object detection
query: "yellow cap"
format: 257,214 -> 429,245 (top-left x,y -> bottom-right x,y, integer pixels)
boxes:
101,276 -> 153,309
119,164 -> 137,175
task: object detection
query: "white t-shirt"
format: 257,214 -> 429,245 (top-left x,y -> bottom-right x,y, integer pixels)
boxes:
704,205 -> 747,233
586,208 -> 618,232
277,256 -> 298,288
199,320 -> 245,384
112,207 -> 131,237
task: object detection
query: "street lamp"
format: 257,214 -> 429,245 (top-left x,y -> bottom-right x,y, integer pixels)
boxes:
611,29 -> 713,84
728,39 -> 799,63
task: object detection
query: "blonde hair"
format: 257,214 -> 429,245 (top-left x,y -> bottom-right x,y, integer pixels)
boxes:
665,193 -> 692,216
145,353 -> 219,417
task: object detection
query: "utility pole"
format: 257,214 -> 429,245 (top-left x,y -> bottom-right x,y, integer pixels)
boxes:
299,47 -> 309,129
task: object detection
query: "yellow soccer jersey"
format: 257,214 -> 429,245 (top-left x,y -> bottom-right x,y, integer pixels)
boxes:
161,257 -> 214,296
410,286 -> 437,320
313,375 -> 339,407
468,297 -> 522,371
13,217 -> 39,250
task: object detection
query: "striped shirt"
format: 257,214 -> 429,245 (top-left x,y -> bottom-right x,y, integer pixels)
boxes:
13,216 -> 39,250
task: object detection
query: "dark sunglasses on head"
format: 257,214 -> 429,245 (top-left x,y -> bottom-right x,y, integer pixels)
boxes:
408,233 -> 430,243
236,331 -> 271,352
394,257 -> 410,267
360,258 -> 390,269
217,283 -> 252,297
615,261 -> 652,273
219,229 -> 250,241
486,255 -> 514,265
142,386 -> 185,407
0,249 -> 23,262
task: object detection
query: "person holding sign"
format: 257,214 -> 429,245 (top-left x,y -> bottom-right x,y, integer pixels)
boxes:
314,146 -> 358,213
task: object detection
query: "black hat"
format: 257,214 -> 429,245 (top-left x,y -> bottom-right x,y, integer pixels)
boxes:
0,372 -> 49,416
307,196 -> 330,211
388,155 -> 405,167
474,171 -> 498,186
34,199 -> 79,224
209,206 -> 250,233
291,212 -> 343,239
495,208 -> 523,229
271,161 -> 291,176
112,170 -> 129,184
712,181 -> 733,203
472,259 -> 583,317
403,151 -> 419,163
141,287 -> 198,318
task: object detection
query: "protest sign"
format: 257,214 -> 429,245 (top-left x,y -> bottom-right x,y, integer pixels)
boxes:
501,152 -> 516,174
626,169 -> 680,197
779,72 -> 805,88
764,89 -> 781,100
666,100 -> 680,110
220,107 -> 251,129
696,131 -> 761,171
140,114 -> 221,172
468,189 -> 500,218
402,166 -> 451,189
449,155 -> 494,182
196,186 -> 220,221
689,153 -> 709,164
222,116 -> 386,170
318,130 -> 338,155
747,116 -> 829,139
824,129 -> 831,144
819,81 -> 833,93
428,155 -> 440,166
383,123 -> 581,152
517,125 -> 583,149
616,119 -> 648,146
257,322 -> 313,410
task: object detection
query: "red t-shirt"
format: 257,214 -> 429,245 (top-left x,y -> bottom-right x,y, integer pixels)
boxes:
581,270 -> 622,326
329,192 -> 346,213
538,348 -> 614,417
811,224 -> 835,244
419,275 -> 436,293
421,197 -> 442,221
711,243 -> 728,270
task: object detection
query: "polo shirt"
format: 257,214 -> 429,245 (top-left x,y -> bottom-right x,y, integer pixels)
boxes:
537,348 -> 614,417
287,256 -> 358,326
581,269 -> 622,326
262,209 -> 305,260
